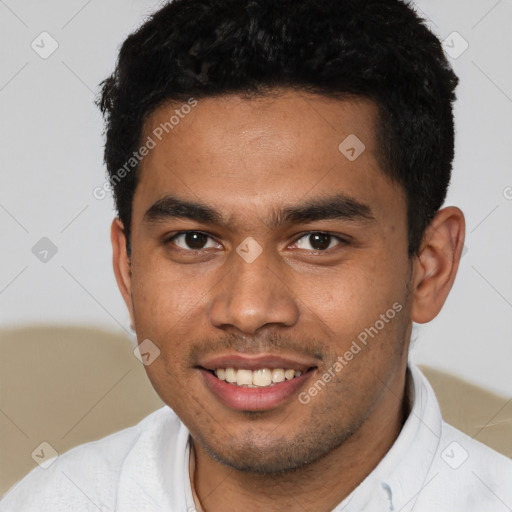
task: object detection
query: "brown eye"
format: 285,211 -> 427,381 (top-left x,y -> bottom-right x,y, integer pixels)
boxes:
294,232 -> 345,251
169,232 -> 219,250
308,233 -> 331,250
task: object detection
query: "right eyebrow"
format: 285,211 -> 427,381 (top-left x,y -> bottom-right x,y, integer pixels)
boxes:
143,195 -> 223,225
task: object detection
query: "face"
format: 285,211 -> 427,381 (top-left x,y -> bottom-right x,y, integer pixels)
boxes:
116,90 -> 415,473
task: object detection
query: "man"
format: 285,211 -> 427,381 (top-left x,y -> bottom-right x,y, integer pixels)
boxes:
2,0 -> 511,510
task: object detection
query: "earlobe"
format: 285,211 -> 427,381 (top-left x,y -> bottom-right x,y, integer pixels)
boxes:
411,207 -> 465,324
111,218 -> 135,327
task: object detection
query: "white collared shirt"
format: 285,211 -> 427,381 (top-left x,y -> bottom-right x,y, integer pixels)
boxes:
1,364 -> 511,511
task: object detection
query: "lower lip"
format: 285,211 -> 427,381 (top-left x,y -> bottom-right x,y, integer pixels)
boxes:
200,369 -> 314,412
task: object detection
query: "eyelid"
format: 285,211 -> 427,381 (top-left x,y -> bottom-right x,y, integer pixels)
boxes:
289,231 -> 350,251
165,230 -> 222,250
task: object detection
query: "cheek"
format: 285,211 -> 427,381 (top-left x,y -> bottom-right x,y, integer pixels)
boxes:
129,263 -> 209,406
299,260 -> 404,332
131,261 -> 206,330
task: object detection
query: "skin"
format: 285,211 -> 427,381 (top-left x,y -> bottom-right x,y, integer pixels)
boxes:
111,89 -> 465,511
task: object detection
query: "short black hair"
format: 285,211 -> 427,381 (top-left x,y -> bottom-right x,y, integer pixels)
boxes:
98,0 -> 458,257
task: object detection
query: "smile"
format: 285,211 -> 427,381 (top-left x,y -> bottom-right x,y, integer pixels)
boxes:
214,368 -> 303,388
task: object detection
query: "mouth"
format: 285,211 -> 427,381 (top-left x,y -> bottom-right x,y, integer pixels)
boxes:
208,367 -> 307,388
197,355 -> 318,411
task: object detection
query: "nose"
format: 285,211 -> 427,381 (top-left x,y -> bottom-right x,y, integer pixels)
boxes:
208,246 -> 300,335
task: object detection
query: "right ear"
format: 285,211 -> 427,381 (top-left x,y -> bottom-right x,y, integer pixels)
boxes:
111,218 -> 135,328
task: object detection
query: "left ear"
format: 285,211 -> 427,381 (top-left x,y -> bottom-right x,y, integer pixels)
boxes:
411,206 -> 466,324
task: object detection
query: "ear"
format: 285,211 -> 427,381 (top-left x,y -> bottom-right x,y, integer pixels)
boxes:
111,218 -> 135,329
411,206 -> 465,324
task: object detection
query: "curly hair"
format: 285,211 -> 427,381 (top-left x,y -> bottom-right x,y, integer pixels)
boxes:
98,0 -> 459,257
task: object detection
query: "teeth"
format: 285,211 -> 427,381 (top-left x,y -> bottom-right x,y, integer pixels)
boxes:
272,369 -> 285,383
236,369 -> 253,386
213,367 -> 304,387
225,368 -> 237,383
285,369 -> 295,380
253,369 -> 272,387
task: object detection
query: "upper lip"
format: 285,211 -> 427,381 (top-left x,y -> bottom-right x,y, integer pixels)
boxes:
197,353 -> 319,373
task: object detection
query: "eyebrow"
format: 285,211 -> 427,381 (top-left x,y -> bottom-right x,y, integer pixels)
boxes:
143,193 -> 375,228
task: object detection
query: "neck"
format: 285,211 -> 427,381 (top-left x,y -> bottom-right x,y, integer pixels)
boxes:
191,368 -> 410,512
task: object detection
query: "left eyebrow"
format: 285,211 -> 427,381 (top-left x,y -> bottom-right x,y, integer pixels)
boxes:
269,193 -> 375,228
142,192 -> 375,228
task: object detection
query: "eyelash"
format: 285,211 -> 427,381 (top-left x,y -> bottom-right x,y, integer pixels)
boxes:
164,231 -> 349,253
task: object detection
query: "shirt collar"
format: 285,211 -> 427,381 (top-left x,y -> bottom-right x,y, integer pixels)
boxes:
116,408 -> 193,511
333,363 -> 443,511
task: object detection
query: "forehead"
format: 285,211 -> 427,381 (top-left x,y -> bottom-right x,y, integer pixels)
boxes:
134,90 -> 405,230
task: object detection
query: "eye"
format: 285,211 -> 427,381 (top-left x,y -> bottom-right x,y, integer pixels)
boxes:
168,231 -> 221,251
293,232 -> 346,251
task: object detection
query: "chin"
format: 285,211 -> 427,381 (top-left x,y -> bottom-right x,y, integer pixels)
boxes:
195,422 -> 354,475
